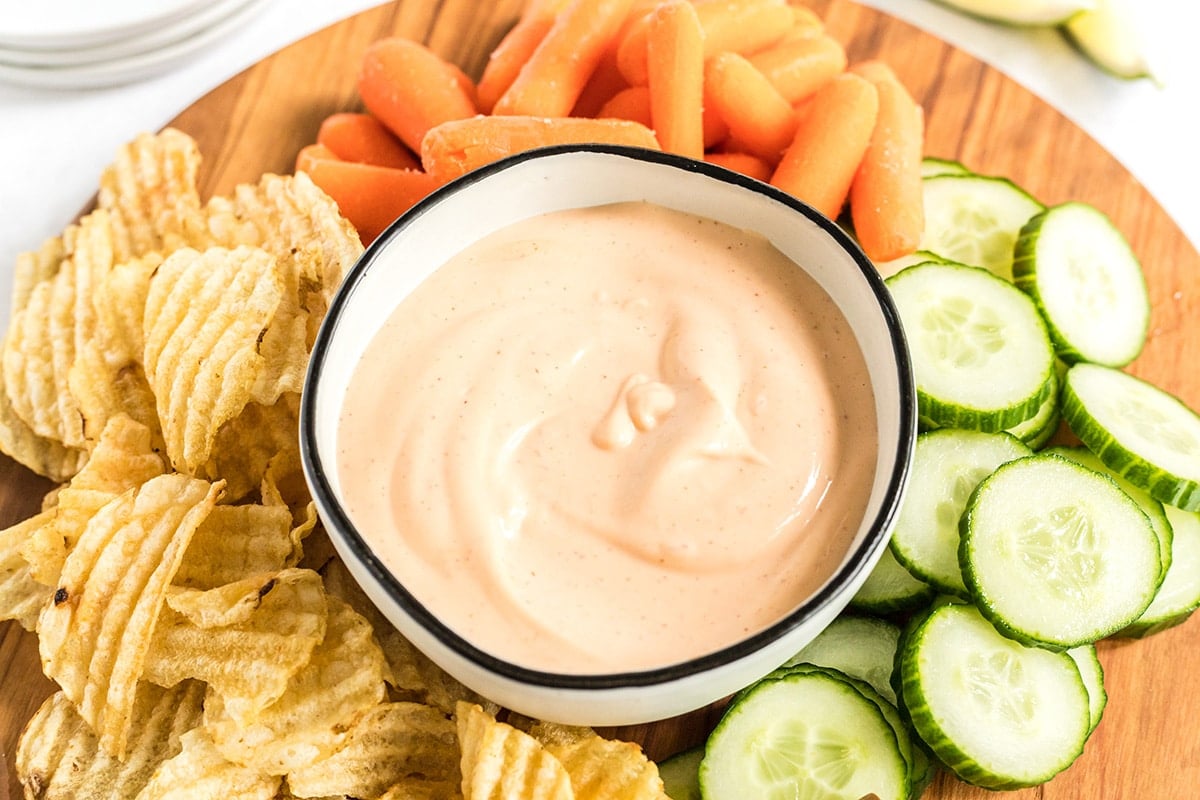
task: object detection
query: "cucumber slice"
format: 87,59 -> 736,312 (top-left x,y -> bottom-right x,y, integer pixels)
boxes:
919,174 -> 1044,281
1013,201 -> 1149,367
1062,0 -> 1161,82
1118,504 -> 1200,638
849,546 -> 936,616
1048,444 -> 1173,582
960,453 -> 1162,648
890,430 -> 1032,596
784,614 -> 902,704
700,670 -> 909,800
874,252 -> 945,280
659,744 -> 703,800
1066,644 -> 1107,734
782,663 -> 929,800
886,262 -> 1055,432
933,0 -> 1095,26
920,157 -> 971,179
1062,362 -> 1200,511
898,602 -> 1091,790
1004,368 -> 1061,449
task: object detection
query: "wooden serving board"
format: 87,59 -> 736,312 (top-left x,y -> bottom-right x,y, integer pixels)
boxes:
3,1 -> 1199,797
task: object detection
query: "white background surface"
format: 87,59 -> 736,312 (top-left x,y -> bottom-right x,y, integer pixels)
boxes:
0,0 -> 1196,330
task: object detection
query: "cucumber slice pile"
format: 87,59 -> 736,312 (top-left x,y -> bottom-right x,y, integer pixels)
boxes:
1013,201 -> 1150,367
678,159 -> 1200,799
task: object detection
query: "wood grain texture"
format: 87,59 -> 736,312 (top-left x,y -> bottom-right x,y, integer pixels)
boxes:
3,1 -> 1198,797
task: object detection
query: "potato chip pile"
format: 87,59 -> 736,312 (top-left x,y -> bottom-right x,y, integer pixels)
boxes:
0,129 -> 672,800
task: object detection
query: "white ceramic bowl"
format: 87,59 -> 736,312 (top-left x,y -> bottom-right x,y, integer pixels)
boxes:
300,145 -> 916,726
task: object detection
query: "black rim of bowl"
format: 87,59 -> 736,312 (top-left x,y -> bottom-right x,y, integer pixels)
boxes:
300,143 -> 917,691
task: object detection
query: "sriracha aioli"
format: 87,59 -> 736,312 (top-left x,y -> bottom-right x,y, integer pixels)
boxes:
337,202 -> 877,674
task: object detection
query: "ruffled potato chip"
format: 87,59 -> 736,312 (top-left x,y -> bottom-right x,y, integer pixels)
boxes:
173,503 -> 305,590
456,702 -> 573,800
146,569 -> 327,723
164,567 -> 320,628
203,394 -> 303,503
143,245 -> 307,475
286,701 -> 459,799
97,128 -> 208,263
135,727 -> 280,800
10,232 -> 66,321
378,778 -> 465,800
16,681 -> 205,800
70,253 -> 164,448
0,355 -> 85,482
3,208 -> 129,452
204,595 -> 388,775
260,440 -> 315,527
203,171 -> 362,346
3,255 -> 82,448
38,473 -> 223,757
0,509 -> 56,630
20,415 -> 166,587
544,735 -> 669,800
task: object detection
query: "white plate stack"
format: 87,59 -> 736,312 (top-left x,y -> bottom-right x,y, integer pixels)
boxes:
0,0 -> 271,90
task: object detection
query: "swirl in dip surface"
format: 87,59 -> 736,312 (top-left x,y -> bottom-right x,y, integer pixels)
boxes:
336,201 -> 877,674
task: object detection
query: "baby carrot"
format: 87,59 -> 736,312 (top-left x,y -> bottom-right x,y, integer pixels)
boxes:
296,143 -> 340,174
421,115 -> 661,183
748,34 -> 847,104
849,65 -> 925,262
646,0 -> 705,159
850,58 -> 901,86
697,0 -> 794,57
597,85 -> 653,127
316,112 -> 420,170
572,52 -> 630,117
476,0 -> 571,113
771,72 -> 879,219
705,52 -> 798,163
572,0 -> 654,115
493,0 -> 637,118
614,9 -> 652,86
783,4 -> 825,41
620,0 -> 794,90
703,103 -> 729,150
705,151 -> 774,182
299,156 -> 441,245
357,37 -> 478,153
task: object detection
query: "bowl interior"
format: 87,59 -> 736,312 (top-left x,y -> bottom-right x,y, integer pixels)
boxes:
303,145 -> 915,688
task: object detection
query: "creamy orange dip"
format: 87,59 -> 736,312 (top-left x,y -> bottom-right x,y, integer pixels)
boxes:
336,201 -> 877,674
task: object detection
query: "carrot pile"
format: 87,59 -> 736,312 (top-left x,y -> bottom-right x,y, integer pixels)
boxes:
294,0 -> 924,261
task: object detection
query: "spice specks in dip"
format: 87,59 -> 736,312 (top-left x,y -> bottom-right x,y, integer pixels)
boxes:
336,201 -> 877,674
